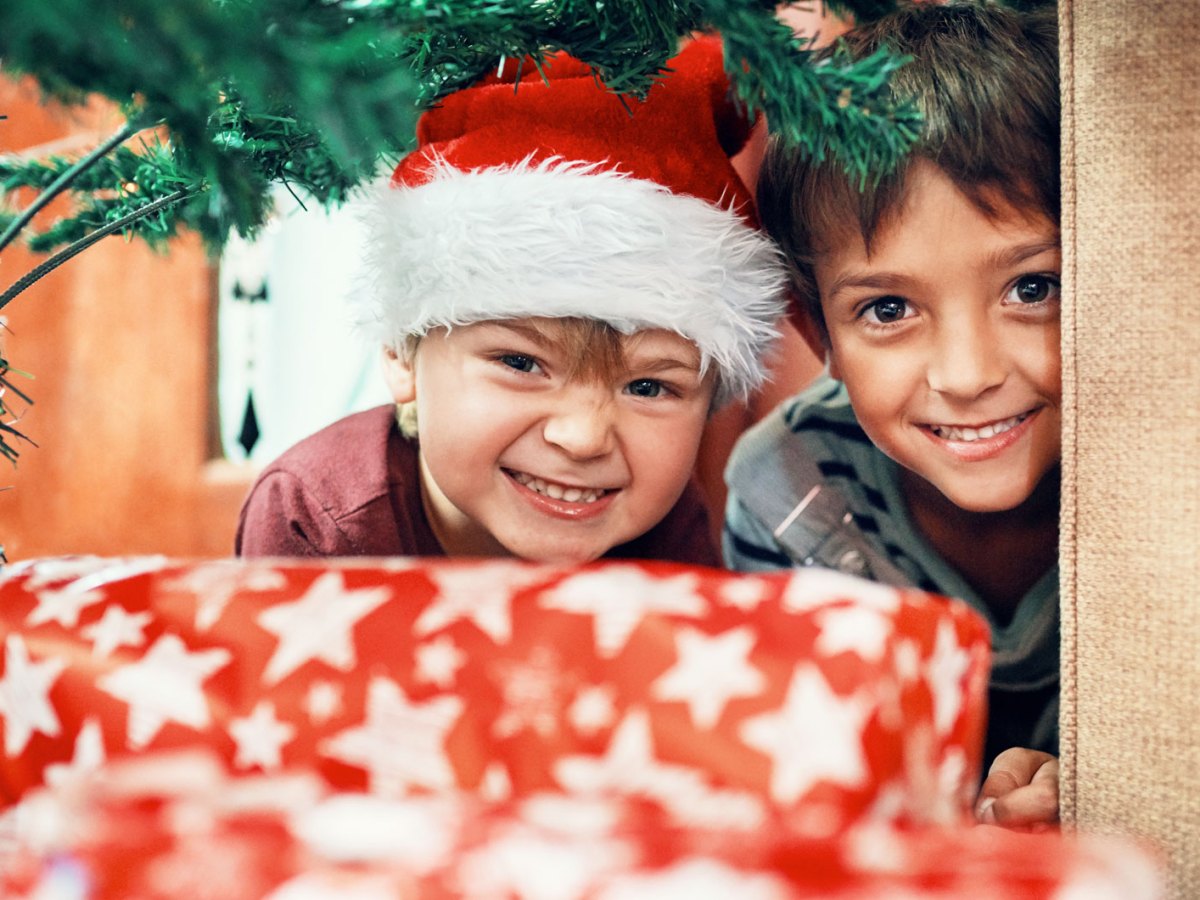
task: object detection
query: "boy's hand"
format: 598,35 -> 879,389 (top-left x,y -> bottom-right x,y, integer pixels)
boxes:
974,748 -> 1059,829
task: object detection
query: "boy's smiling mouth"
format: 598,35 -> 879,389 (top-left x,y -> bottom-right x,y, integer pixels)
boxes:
925,411 -> 1032,444
504,469 -> 614,505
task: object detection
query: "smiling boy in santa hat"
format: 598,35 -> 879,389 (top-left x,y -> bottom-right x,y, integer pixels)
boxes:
235,37 -> 787,565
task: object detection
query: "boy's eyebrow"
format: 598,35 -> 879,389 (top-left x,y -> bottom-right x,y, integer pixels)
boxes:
985,238 -> 1062,270
630,356 -> 703,375
489,322 -> 555,345
824,270 -> 920,302
825,238 -> 1062,301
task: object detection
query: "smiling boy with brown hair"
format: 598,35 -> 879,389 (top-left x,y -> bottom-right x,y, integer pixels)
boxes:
725,2 -> 1062,827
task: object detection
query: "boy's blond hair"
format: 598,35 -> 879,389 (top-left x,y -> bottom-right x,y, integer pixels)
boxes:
757,2 -> 1059,336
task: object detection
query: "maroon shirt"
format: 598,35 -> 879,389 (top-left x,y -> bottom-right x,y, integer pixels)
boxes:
236,405 -> 719,565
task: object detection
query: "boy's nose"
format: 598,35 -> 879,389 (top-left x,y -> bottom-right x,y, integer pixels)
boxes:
925,316 -> 1007,399
542,392 -> 617,460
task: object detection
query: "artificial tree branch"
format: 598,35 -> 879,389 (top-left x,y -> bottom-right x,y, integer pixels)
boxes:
0,118 -> 148,254
0,187 -> 196,313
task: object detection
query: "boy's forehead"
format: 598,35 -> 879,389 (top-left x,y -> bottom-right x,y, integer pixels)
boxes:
469,318 -> 703,369
809,160 -> 1057,258
620,328 -> 703,368
825,164 -> 1057,256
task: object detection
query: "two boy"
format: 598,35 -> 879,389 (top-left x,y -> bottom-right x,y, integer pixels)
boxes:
238,2 -> 1062,828
725,2 -> 1061,826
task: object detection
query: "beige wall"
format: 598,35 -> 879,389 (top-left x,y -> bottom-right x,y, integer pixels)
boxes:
1059,1 -> 1200,896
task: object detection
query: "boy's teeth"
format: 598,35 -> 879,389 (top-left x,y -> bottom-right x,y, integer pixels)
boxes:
511,471 -> 604,503
932,413 -> 1027,443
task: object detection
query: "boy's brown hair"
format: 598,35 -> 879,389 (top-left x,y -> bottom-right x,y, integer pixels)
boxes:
757,2 -> 1059,336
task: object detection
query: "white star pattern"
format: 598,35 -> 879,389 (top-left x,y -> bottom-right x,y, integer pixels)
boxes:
19,556 -> 115,590
230,701 -> 296,771
935,747 -> 971,824
781,568 -> 900,615
492,646 -> 572,740
716,578 -> 770,611
257,573 -> 391,685
740,663 -> 870,805
597,857 -> 792,900
455,820 -> 636,900
555,709 -> 696,796
67,556 -> 169,593
44,717 -> 106,787
0,804 -> 18,857
813,606 -> 893,663
290,793 -> 459,875
652,626 -> 765,730
518,794 -> 622,838
894,638 -> 922,682
414,635 -> 467,688
305,680 -> 344,725
568,685 -> 618,735
80,604 -> 151,658
26,585 -> 105,629
539,567 -> 706,658
925,619 -> 972,735
480,761 -> 513,803
97,634 -> 232,749
163,561 -> 288,632
0,635 -> 67,757
321,677 -> 463,797
554,708 -> 766,830
416,563 -> 550,643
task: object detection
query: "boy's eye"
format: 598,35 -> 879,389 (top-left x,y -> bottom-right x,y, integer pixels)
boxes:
626,378 -> 665,398
861,296 -> 911,325
499,353 -> 539,373
1009,275 -> 1060,304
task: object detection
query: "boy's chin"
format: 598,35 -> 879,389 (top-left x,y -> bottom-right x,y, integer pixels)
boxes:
491,533 -> 611,566
934,477 -> 1056,516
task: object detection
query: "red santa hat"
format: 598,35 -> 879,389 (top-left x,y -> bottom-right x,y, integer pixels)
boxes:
360,36 -> 786,404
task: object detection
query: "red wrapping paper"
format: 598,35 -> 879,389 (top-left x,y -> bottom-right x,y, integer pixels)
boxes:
0,556 -> 1164,898
0,556 -> 988,827
0,748 -> 1163,899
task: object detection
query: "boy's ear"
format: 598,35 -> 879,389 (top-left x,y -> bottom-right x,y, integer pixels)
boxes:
381,346 -> 417,403
789,294 -> 833,372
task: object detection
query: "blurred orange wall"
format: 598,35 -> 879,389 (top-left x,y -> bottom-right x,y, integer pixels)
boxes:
0,75 -> 252,561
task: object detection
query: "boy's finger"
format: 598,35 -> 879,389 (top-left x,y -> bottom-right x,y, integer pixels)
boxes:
976,754 -> 1060,827
981,779 -> 1060,827
977,748 -> 1057,803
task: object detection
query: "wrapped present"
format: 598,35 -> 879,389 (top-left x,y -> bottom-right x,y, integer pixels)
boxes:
0,748 -> 1164,899
0,556 -> 989,830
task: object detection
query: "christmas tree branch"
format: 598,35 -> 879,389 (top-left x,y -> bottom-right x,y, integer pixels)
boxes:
0,188 -> 196,313
0,352 -> 35,473
0,119 -> 146,255
0,0 -> 922,256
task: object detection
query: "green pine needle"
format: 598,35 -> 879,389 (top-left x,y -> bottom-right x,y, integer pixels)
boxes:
0,0 -> 917,257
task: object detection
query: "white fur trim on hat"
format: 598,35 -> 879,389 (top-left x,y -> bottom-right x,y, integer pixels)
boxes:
358,157 -> 787,404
